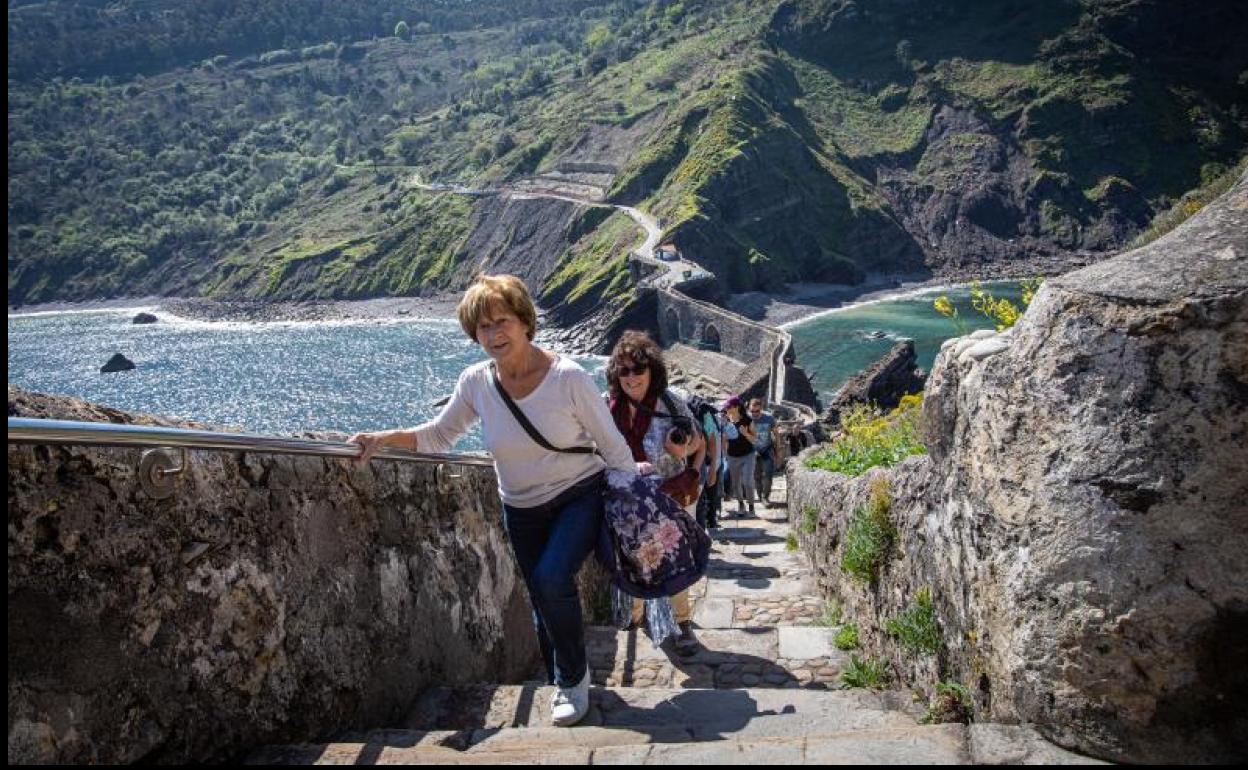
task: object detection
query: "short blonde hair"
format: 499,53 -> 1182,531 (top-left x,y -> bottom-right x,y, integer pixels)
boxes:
457,274 -> 537,342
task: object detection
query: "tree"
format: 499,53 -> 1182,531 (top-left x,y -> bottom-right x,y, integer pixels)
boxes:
367,146 -> 385,169
395,21 -> 411,40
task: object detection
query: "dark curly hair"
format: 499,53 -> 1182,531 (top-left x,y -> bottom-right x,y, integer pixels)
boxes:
606,330 -> 668,403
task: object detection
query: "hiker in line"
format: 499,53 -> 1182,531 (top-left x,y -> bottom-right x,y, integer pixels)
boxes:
724,396 -> 758,517
696,393 -> 725,531
348,274 -> 637,728
749,397 -> 778,508
606,330 -> 706,655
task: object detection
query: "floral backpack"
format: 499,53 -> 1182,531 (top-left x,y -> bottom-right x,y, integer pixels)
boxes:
596,468 -> 712,601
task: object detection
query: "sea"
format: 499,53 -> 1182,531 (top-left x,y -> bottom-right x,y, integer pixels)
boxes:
7,282 -> 1025,446
786,281 -> 1026,403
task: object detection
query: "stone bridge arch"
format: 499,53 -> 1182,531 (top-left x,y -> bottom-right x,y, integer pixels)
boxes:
663,308 -> 681,345
702,323 -> 722,352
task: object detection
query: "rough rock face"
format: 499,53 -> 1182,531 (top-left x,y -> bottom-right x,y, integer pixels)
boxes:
7,388 -> 540,764
822,340 -> 926,428
787,173 -> 1247,763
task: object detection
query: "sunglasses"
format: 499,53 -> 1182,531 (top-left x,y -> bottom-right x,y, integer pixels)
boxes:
617,362 -> 649,376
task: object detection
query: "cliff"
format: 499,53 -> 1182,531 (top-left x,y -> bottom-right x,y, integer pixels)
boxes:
786,171 -> 1247,762
9,1 -> 1247,309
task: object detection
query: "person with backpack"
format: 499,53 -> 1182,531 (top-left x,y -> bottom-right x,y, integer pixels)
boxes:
606,331 -> 706,656
688,393 -> 723,531
348,274 -> 638,728
748,397 -> 778,508
723,396 -> 758,517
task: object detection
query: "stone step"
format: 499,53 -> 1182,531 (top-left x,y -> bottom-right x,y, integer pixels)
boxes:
405,684 -> 921,733
706,551 -> 809,580
713,540 -> 793,554
250,724 -> 974,764
585,625 -> 848,688
693,596 -> 827,629
248,721 -> 1104,765
702,573 -> 815,600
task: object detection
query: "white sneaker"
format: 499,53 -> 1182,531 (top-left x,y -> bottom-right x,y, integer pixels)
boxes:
550,668 -> 590,727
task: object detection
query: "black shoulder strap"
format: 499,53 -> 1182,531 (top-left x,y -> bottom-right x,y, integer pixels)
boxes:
490,363 -> 594,454
660,391 -> 701,433
659,390 -> 678,419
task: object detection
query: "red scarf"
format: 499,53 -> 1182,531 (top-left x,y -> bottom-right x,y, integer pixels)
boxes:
610,393 -> 656,462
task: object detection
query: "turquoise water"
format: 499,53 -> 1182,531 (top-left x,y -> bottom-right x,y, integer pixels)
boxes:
787,282 -> 1026,402
6,310 -> 606,449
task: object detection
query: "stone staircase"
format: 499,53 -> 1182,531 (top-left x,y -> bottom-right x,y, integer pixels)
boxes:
247,475 -> 1103,764
664,342 -> 750,397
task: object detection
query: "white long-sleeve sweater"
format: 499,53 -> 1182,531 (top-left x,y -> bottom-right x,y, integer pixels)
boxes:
414,356 -> 635,508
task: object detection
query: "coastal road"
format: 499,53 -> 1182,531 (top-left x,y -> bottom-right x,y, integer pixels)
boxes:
408,175 -> 705,288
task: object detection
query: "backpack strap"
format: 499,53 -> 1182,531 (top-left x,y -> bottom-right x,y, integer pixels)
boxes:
490,362 -> 594,454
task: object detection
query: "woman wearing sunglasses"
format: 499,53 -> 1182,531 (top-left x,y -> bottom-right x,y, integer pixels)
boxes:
349,274 -> 638,728
605,330 -> 706,656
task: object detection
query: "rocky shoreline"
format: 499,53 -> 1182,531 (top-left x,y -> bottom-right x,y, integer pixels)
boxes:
7,245 -> 1087,326
7,259 -> 1078,360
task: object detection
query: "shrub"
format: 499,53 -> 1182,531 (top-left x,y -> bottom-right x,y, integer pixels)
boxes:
969,279 -> 1042,331
815,601 -> 843,628
935,278 -> 1043,333
885,586 -> 942,654
841,655 -> 889,689
923,681 -> 972,724
785,532 -> 799,552
840,476 -> 896,583
802,505 -> 819,534
1130,154 -> 1246,247
806,395 -> 926,476
834,623 -> 860,650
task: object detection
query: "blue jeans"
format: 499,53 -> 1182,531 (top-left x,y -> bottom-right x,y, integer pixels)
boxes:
502,472 -> 603,688
754,448 -> 775,501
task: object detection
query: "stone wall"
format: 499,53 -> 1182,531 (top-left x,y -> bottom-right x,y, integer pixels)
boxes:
786,173 -> 1248,763
656,286 -> 778,363
7,388 -> 542,764
653,285 -> 819,412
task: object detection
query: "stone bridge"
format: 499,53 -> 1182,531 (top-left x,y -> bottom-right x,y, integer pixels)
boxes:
646,282 -> 819,416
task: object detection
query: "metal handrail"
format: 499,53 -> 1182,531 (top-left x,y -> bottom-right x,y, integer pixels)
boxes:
6,418 -> 494,467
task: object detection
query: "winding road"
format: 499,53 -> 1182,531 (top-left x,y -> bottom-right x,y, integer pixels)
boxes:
408,174 -> 708,287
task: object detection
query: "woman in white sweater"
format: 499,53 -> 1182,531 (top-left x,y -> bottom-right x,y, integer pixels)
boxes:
349,274 -> 636,728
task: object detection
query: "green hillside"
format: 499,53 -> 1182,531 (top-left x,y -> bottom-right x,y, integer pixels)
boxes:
8,0 -> 1247,309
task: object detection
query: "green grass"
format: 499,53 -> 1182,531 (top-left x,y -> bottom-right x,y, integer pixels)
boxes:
807,394 -> 926,477
814,601 -> 843,628
542,209 -> 639,306
833,623 -> 860,651
922,681 -> 972,724
841,655 -> 889,689
802,505 -> 819,534
839,477 -> 896,584
1130,154 -> 1247,248
787,54 -> 933,159
785,532 -> 799,552
885,586 -> 942,655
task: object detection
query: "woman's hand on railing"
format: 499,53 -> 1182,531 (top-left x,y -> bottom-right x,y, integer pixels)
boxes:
348,431 -> 392,464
